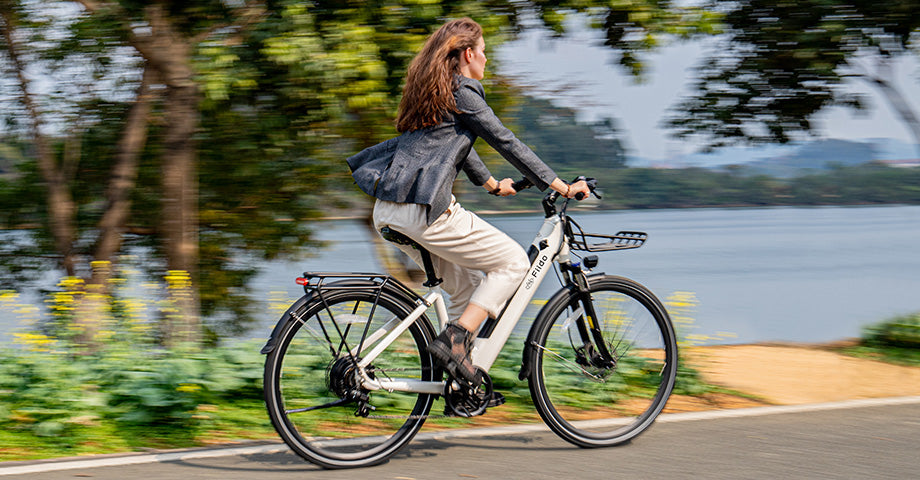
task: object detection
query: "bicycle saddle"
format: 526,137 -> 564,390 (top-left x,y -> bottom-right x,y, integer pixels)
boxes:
379,226 -> 420,249
379,227 -> 443,288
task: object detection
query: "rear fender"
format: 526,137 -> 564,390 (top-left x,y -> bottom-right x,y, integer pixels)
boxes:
260,294 -> 313,354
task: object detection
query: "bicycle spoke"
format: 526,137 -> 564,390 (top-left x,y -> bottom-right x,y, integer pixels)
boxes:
286,397 -> 354,414
531,341 -> 605,381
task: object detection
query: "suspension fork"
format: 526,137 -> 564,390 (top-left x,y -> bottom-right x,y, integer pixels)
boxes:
567,269 -> 616,368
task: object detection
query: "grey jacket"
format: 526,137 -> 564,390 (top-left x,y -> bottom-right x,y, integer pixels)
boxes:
347,76 -> 558,224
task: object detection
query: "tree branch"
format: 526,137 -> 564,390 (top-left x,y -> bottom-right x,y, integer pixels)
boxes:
192,0 -> 267,44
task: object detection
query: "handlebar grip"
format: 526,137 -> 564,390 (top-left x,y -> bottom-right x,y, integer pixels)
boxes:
511,178 -> 533,192
574,192 -> 586,201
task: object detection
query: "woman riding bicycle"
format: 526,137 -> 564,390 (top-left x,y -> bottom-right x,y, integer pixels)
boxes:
348,17 -> 589,387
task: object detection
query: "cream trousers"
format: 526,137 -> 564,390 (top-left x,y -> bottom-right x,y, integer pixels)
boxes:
373,198 -> 530,323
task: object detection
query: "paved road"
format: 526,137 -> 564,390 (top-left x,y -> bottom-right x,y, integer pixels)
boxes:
7,401 -> 920,479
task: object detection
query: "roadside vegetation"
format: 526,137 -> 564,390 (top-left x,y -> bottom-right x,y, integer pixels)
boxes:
840,313 -> 920,367
0,272 -> 723,462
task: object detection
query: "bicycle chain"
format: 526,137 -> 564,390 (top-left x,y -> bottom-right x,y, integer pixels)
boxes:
360,366 -> 450,420
367,413 -> 450,419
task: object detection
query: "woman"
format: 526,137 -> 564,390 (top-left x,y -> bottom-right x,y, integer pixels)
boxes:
348,18 -> 589,387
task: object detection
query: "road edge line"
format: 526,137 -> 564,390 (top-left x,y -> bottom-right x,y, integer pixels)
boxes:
3,395 -> 920,476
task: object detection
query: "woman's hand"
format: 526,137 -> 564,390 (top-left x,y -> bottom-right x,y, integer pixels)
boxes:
496,177 -> 517,196
550,177 -> 590,200
485,177 -> 518,196
566,180 -> 590,200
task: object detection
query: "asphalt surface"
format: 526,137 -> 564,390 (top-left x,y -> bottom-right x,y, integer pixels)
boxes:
4,399 -> 919,479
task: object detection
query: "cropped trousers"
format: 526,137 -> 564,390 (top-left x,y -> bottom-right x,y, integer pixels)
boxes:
372,198 -> 530,324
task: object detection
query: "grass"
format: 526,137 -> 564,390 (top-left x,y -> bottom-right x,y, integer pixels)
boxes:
837,345 -> 920,368
0,401 -> 278,462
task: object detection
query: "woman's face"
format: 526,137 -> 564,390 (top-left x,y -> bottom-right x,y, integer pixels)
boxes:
464,36 -> 487,80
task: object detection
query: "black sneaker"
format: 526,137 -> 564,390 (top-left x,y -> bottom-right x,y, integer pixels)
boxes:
428,323 -> 483,387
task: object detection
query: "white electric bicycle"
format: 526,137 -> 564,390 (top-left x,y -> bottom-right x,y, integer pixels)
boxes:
261,178 -> 678,469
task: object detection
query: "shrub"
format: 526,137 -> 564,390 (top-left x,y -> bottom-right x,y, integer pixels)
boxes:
0,270 -> 266,441
862,313 -> 920,349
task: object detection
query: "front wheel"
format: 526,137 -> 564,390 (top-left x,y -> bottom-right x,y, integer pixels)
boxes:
527,275 -> 677,447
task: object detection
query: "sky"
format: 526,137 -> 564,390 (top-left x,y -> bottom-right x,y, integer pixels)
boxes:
494,20 -> 920,164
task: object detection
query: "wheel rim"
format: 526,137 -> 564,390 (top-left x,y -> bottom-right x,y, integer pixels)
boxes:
535,282 -> 675,444
268,292 -> 434,465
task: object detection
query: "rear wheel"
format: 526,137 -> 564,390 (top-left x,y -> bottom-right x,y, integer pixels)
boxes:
264,288 -> 437,468
527,275 -> 677,447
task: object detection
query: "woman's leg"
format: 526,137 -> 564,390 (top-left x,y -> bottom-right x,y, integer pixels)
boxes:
373,199 -> 529,325
373,198 -> 528,385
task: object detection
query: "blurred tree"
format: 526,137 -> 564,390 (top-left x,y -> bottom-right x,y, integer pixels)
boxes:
1,4 -> 79,277
667,0 -> 920,156
0,0 -> 720,341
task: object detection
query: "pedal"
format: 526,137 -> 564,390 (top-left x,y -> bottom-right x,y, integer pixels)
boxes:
487,391 -> 506,408
443,368 -> 494,418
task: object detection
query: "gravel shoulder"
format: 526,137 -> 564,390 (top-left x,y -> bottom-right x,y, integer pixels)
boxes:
683,343 -> 920,405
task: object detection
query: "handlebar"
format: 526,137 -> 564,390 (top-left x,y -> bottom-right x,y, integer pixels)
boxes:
506,176 -> 601,217
509,176 -> 599,199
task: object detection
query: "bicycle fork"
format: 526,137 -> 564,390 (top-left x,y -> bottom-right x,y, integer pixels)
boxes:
568,270 -> 617,370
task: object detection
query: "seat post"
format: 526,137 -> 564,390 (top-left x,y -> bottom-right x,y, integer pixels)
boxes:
418,250 -> 443,288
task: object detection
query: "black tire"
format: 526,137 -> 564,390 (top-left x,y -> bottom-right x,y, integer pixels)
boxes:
264,288 -> 437,469
526,275 -> 677,447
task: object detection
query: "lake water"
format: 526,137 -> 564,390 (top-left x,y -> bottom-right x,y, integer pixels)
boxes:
3,205 -> 919,345
249,205 -> 920,345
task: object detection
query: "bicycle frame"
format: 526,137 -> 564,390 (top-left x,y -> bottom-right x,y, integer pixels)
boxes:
349,211 -> 570,396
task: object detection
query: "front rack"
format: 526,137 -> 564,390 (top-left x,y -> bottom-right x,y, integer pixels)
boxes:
568,219 -> 647,252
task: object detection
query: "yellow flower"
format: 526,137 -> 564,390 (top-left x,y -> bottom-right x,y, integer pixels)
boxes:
12,332 -> 56,352
176,383 -> 201,393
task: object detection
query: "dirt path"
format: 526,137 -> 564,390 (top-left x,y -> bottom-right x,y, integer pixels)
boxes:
684,344 -> 920,405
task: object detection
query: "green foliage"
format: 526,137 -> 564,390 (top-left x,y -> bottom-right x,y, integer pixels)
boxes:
0,269 -> 266,446
842,312 -> 920,367
596,163 -> 920,209
668,0 -> 920,149
862,312 -> 920,349
0,336 -> 266,439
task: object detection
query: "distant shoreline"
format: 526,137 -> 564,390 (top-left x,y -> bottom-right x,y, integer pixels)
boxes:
318,202 -> 919,221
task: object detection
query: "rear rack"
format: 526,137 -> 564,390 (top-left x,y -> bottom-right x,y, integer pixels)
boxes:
568,219 -> 647,252
296,272 -> 423,303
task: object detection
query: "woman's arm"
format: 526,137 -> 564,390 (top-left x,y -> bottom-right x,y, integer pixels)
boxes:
455,79 -> 559,191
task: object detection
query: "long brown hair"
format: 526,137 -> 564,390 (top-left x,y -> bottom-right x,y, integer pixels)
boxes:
396,18 -> 482,133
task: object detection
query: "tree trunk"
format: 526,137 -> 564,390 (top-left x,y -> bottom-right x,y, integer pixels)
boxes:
1,8 -> 78,277
130,4 -> 201,345
93,65 -> 159,285
159,81 -> 201,346
73,1 -> 205,345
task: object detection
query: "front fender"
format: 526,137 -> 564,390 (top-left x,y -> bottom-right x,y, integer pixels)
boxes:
519,284 -> 576,380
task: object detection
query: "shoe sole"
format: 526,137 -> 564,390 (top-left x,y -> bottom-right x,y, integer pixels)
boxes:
428,341 -> 482,387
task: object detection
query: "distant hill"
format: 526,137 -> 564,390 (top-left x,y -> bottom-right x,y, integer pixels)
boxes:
630,138 -> 918,177
741,139 -> 880,177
